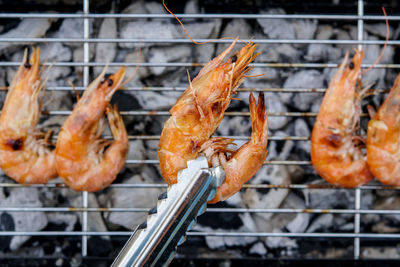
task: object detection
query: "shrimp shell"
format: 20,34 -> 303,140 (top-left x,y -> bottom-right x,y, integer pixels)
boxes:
311,50 -> 373,187
0,48 -> 57,184
55,67 -> 129,192
367,73 -> 400,185
158,40 -> 268,202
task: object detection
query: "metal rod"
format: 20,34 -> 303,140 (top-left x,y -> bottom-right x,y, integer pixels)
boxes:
81,0 -> 90,257
0,13 -> 399,20
123,159 -> 312,165
354,0 -> 364,259
0,206 -> 400,215
0,86 -> 390,94
1,231 -> 400,239
0,13 -> 398,20
1,61 -> 400,69
0,37 -> 399,45
0,182 -> 398,190
0,110 -> 374,118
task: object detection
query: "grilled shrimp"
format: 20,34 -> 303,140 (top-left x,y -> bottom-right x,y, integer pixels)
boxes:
158,40 -> 268,203
55,67 -> 129,192
0,48 -> 57,184
367,74 -> 400,185
311,50 -> 373,187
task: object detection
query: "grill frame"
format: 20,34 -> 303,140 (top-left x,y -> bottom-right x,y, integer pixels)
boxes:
0,0 -> 399,261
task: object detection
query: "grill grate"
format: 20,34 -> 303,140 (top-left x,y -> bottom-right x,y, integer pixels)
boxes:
0,0 -> 399,262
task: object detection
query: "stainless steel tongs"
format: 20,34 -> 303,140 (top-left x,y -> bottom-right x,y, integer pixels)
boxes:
112,156 -> 225,267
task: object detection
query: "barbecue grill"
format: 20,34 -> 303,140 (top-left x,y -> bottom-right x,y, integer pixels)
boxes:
0,0 -> 400,265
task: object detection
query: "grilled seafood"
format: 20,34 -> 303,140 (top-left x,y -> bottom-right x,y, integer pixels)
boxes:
158,40 -> 268,203
367,74 -> 400,185
55,67 -> 129,192
311,50 -> 373,187
0,48 -> 57,184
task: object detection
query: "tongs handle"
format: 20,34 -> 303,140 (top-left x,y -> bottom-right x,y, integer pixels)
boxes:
112,156 -> 224,267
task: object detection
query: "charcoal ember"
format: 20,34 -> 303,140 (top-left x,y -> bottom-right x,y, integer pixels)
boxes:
257,9 -> 295,39
265,229 -> 298,250
306,213 -> 334,233
0,188 -> 47,251
293,118 -> 311,156
111,91 -> 142,126
364,23 -> 394,39
46,213 -> 78,232
0,212 -> 14,251
305,44 -> 342,62
284,193 -> 310,233
147,45 -> 191,76
216,116 -> 251,137
267,131 -> 295,160
88,236 -> 113,257
94,18 -> 118,76
249,241 -> 267,256
184,0 -> 199,14
304,181 -> 354,209
126,140 -> 145,162
235,92 -> 289,131
106,173 -> 163,230
123,49 -> 150,81
120,20 -> 181,49
133,90 -> 182,111
293,19 -> 317,40
63,191 -> 108,233
72,44 -> 95,65
0,18 -> 54,53
195,207 -> 257,249
55,18 -> 90,47
372,195 -> 400,222
282,70 -> 325,110
316,25 -> 334,40
216,19 -> 253,53
243,165 -> 290,234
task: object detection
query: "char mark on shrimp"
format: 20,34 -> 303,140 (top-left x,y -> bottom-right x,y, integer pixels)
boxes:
5,138 -> 24,151
325,133 -> 341,147
349,61 -> 355,70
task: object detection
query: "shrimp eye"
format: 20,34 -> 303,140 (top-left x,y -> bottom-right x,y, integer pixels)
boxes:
108,79 -> 114,86
24,62 -> 31,69
101,73 -> 112,84
230,55 -> 238,63
349,62 -> 355,70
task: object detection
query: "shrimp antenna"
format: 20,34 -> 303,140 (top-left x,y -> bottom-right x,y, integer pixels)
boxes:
40,38 -> 50,76
120,45 -> 142,89
361,7 -> 389,76
66,78 -> 80,102
162,0 -> 239,45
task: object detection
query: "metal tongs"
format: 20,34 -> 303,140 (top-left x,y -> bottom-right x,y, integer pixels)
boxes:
112,156 -> 225,267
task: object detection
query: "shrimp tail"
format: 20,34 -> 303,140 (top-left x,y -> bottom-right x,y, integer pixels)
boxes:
250,92 -> 268,146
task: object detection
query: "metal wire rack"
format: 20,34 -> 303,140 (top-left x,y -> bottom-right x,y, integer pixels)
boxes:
0,0 -> 399,263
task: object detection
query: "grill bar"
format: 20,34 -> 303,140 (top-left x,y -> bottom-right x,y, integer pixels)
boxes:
0,61 -> 398,69
0,86 -> 389,93
19,110 -> 373,117
81,0 -> 90,257
0,207 -> 399,215
0,38 -> 396,45
354,0 -> 364,258
0,183 -> 397,190
0,13 -> 397,20
1,231 -> 400,239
